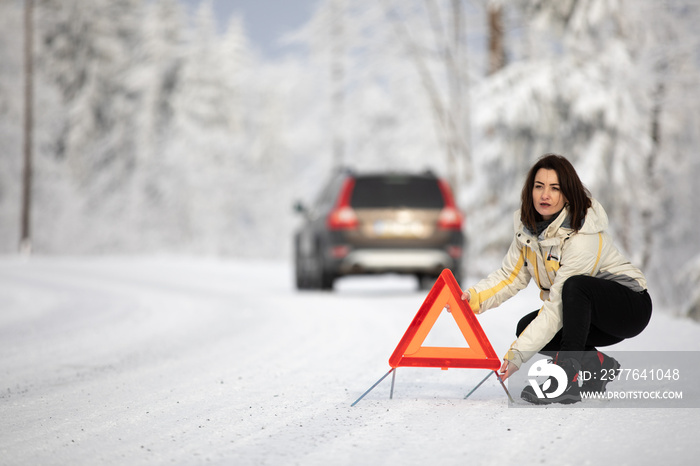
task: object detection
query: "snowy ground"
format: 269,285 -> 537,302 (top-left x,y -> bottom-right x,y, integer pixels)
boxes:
1,257 -> 699,465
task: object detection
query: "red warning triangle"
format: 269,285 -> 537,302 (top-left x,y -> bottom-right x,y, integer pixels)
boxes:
389,269 -> 501,370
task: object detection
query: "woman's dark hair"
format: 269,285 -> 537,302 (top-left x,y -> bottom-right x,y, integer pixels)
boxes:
520,154 -> 591,232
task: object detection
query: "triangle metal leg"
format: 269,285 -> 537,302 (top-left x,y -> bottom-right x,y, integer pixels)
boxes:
464,370 -> 494,399
351,368 -> 395,407
464,370 -> 515,403
494,371 -> 515,403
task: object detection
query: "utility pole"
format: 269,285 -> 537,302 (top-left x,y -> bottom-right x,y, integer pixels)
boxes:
449,0 -> 471,194
21,0 -> 34,255
331,0 -> 345,170
487,0 -> 505,75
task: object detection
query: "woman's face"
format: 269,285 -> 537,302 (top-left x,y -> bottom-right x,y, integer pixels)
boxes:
533,168 -> 566,220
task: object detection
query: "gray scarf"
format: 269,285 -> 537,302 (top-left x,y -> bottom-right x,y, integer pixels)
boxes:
527,209 -> 570,237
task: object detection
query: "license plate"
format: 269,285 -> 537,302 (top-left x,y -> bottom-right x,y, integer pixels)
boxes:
372,220 -> 425,238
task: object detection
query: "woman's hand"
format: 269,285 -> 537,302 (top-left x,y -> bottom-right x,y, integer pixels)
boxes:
446,290 -> 471,314
499,360 -> 518,381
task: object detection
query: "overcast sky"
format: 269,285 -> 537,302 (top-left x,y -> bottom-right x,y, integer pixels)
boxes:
180,0 -> 319,58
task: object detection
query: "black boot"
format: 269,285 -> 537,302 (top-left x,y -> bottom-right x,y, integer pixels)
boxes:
521,357 -> 581,405
580,350 -> 620,395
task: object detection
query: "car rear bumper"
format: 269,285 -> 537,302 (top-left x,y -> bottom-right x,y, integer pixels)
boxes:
337,248 -> 456,275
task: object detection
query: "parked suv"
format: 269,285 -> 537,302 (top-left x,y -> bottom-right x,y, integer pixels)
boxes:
293,169 -> 465,290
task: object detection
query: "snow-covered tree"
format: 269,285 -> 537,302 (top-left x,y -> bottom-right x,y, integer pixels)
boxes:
128,0 -> 188,251
34,0 -> 147,251
288,0 -> 485,182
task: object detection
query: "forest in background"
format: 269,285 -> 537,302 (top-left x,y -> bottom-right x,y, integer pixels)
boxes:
1,0 -> 699,317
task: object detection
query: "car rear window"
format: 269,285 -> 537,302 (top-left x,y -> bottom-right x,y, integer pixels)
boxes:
350,175 -> 445,209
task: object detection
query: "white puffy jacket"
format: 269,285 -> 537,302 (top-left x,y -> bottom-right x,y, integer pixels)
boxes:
466,199 -> 647,368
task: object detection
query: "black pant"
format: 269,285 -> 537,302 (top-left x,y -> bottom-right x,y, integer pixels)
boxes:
516,275 -> 652,362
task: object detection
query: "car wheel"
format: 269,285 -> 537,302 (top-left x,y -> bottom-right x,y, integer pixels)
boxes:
294,238 -> 310,290
320,269 -> 335,290
416,274 -> 435,290
305,245 -> 323,290
295,258 -> 308,290
315,250 -> 335,291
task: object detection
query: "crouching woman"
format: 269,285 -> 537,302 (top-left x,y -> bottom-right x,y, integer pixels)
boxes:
462,154 -> 652,404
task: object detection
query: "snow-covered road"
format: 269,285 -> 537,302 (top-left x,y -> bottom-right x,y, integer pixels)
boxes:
1,257 -> 699,465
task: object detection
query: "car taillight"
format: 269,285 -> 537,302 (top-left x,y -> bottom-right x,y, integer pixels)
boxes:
438,207 -> 463,229
327,206 -> 358,230
437,179 -> 464,230
327,178 -> 359,230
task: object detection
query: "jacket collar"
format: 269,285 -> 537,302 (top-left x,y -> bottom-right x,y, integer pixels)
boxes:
514,207 -> 571,241
513,198 -> 608,240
